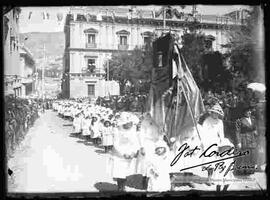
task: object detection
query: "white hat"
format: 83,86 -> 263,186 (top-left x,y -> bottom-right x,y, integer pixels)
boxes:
117,112 -> 139,125
208,103 -> 224,117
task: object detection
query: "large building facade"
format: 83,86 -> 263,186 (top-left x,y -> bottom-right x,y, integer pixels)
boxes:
62,6 -> 247,98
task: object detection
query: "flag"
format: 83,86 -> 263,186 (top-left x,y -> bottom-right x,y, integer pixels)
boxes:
57,13 -> 63,22
149,33 -> 205,139
172,45 -> 205,138
127,12 -> 131,20
111,11 -> 115,21
42,12 -> 46,20
28,11 -> 32,19
152,10 -> 155,18
96,12 -> 102,21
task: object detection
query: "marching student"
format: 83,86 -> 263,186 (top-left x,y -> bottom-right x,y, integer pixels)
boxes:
136,113 -> 161,190
101,118 -> 114,153
81,114 -> 92,139
109,112 -> 140,191
91,116 -> 101,145
72,112 -> 83,134
146,135 -> 171,192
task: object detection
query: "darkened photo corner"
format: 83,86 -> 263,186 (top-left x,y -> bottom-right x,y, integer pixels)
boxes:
3,5 -> 266,197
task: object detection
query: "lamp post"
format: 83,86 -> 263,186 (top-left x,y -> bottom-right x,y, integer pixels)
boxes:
42,44 -> 46,107
107,59 -> 109,81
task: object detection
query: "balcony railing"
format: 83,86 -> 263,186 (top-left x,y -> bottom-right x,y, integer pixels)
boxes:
70,69 -> 106,79
118,44 -> 129,50
85,43 -> 97,48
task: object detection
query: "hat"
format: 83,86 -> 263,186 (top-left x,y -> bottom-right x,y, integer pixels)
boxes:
241,105 -> 254,115
117,112 -> 139,125
104,119 -> 111,126
208,103 -> 224,117
205,34 -> 215,41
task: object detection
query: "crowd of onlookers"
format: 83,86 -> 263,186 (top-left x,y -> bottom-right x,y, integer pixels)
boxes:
200,85 -> 264,147
5,95 -> 53,159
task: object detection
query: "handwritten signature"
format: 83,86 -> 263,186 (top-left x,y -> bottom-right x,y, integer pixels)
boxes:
170,143 -> 251,177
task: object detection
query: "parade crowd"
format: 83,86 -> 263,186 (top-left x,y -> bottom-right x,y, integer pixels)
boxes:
52,85 -> 265,192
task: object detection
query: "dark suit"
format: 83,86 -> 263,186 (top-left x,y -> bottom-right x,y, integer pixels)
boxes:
235,117 -> 257,175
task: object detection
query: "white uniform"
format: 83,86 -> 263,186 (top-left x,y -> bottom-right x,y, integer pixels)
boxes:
171,125 -> 206,177
146,137 -> 171,192
136,121 -> 159,177
201,116 -> 235,185
73,115 -> 82,133
81,118 -> 92,136
101,126 -> 114,146
91,121 -> 101,139
109,126 -> 140,179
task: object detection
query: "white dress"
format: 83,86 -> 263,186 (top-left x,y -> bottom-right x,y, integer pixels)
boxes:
201,117 -> 235,185
109,126 -> 140,179
73,116 -> 82,133
81,118 -> 91,136
101,126 -> 114,146
171,125 -> 206,177
91,122 -> 101,139
147,138 -> 171,192
136,117 -> 160,176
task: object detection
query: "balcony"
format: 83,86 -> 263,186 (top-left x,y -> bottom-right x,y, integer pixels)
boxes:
118,44 -> 129,50
85,43 -> 97,49
70,69 -> 106,80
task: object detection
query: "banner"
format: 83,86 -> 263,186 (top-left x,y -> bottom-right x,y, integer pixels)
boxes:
149,33 -> 205,139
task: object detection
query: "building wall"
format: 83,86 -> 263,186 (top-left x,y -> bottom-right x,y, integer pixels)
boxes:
4,8 -> 23,97
70,78 -> 119,98
64,7 -> 245,98
4,9 -> 21,76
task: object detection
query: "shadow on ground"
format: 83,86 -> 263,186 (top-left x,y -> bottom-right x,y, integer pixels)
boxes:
94,182 -> 118,191
63,124 -> 73,126
76,140 -> 95,146
126,174 -> 144,190
95,149 -> 107,154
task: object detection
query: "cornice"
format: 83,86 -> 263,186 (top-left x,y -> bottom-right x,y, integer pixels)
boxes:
67,48 -> 133,53
67,14 -> 244,30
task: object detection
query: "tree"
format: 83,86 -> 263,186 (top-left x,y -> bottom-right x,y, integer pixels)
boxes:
180,29 -> 208,85
107,46 -> 153,95
226,6 -> 263,83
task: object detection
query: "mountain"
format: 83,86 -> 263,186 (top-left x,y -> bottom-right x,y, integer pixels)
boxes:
19,32 -> 65,69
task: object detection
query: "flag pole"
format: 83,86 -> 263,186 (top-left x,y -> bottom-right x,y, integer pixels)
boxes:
179,80 -> 202,142
178,53 -> 203,143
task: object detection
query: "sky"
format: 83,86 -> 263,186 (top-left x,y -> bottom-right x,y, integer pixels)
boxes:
18,5 -> 251,33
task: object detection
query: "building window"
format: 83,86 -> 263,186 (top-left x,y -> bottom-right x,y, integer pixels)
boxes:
120,35 -> 127,45
88,34 -> 96,44
87,59 -> 96,73
88,84 -> 95,96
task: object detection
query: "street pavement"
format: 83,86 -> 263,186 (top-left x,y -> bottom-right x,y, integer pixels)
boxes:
7,110 -> 267,194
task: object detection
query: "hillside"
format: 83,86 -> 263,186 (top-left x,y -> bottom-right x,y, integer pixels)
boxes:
19,32 -> 65,69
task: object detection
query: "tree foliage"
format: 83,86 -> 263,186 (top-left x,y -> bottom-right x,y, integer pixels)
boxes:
107,46 -> 152,94
180,29 -> 208,85
226,7 -> 261,82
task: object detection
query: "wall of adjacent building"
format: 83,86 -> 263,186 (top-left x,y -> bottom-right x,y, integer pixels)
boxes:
4,9 -> 21,76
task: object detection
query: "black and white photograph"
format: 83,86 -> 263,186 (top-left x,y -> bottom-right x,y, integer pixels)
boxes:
3,5 -> 266,197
